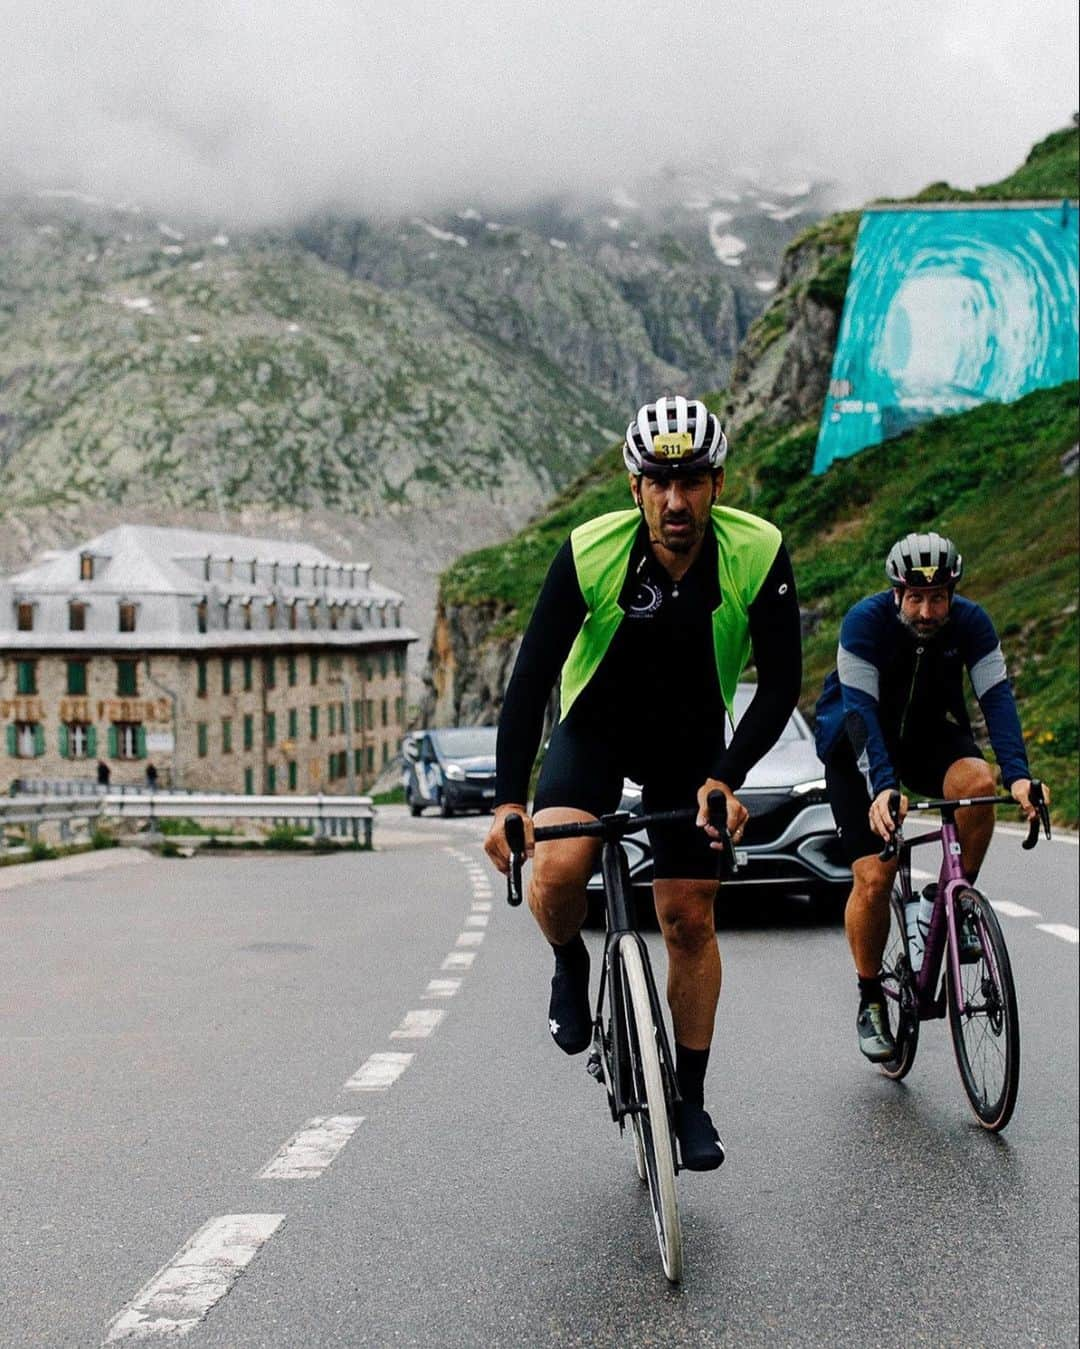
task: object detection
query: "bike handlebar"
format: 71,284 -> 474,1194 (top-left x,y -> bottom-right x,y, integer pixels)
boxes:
877,780 -> 1051,862
503,790 -> 737,907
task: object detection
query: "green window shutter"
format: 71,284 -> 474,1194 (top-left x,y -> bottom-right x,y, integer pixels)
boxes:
288,708 -> 298,739
221,658 -> 231,694
33,724 -> 45,757
136,725 -> 147,759
244,767 -> 254,795
266,713 -> 276,746
287,760 -> 297,791
59,724 -> 70,758
87,725 -> 98,757
107,724 -> 118,758
6,724 -> 16,756
267,765 -> 276,794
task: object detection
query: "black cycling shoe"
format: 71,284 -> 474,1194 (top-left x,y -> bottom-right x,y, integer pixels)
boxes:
856,1002 -> 896,1062
674,1101 -> 726,1171
548,952 -> 591,1055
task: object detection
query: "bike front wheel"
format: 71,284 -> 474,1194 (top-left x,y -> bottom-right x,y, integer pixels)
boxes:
617,933 -> 682,1283
947,887 -> 1020,1132
880,885 -> 920,1080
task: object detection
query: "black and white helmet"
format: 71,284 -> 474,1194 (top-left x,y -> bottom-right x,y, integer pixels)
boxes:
623,396 -> 727,477
885,532 -> 963,589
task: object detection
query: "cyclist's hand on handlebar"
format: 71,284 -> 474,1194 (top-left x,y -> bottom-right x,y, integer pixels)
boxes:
869,787 -> 907,841
483,802 -> 533,875
696,779 -> 748,851
1010,777 -> 1048,822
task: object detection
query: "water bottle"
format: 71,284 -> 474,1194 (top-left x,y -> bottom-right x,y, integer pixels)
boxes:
906,885 -> 936,972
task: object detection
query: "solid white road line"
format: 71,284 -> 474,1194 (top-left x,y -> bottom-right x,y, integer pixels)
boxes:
344,1051 -> 414,1091
996,823 -> 1078,846
104,1214 -> 284,1341
442,951 -> 476,970
1036,923 -> 1080,944
390,1009 -> 447,1039
465,913 -> 489,928
456,931 -> 484,947
257,1116 -> 364,1179
423,978 -> 462,998
991,900 -> 1041,919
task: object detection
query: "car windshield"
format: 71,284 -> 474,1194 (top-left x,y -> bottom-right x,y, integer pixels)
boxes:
431,727 -> 498,758
732,686 -> 804,742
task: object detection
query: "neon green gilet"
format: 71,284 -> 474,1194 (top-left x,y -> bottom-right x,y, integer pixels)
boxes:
559,506 -> 782,722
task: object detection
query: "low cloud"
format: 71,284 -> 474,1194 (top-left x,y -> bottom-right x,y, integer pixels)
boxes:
2,0 -> 1076,223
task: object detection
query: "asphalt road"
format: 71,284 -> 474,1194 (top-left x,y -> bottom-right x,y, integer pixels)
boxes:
1,810 -> 1076,1347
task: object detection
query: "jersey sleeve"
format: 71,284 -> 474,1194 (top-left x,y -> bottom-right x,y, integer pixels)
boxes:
836,603 -> 897,797
964,607 -> 1031,788
710,545 -> 802,790
494,539 -> 586,807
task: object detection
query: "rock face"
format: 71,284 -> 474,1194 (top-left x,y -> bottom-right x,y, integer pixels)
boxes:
423,600 -> 521,727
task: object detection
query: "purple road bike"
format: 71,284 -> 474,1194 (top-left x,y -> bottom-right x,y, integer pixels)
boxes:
878,781 -> 1051,1132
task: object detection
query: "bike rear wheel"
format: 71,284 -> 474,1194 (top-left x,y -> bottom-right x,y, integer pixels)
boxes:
879,885 -> 920,1080
947,887 -> 1020,1132
617,933 -> 682,1283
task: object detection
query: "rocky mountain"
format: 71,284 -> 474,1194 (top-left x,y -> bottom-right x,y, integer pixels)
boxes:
0,172 -> 824,682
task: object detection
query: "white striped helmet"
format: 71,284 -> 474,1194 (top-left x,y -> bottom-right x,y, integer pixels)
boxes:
885,532 -> 963,589
623,396 -> 727,477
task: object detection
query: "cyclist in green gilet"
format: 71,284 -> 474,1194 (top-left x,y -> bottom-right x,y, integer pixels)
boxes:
485,396 -> 802,1170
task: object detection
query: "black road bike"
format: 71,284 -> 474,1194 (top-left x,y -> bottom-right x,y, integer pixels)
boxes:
505,794 -> 734,1284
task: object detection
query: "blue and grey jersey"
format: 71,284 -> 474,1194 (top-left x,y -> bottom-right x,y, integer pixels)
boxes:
814,591 -> 1029,796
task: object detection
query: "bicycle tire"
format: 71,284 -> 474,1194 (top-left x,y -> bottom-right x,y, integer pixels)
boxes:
617,934 -> 682,1283
946,887 -> 1020,1132
879,885 -> 920,1081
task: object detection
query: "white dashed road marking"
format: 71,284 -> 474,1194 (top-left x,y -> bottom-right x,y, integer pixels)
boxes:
1036,923 -> 1079,944
471,901 -> 492,913
465,913 -> 489,928
456,931 -> 484,947
991,900 -> 1041,919
344,1052 -> 414,1091
105,1214 -> 284,1341
390,1009 -> 446,1039
423,978 -> 462,998
258,1116 -> 364,1179
442,951 -> 476,970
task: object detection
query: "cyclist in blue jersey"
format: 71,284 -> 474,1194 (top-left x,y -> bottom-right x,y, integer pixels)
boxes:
815,532 -> 1048,1062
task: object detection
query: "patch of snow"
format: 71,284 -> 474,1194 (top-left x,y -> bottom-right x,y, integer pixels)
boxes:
753,276 -> 778,293
84,253 -> 98,263
766,205 -> 803,221
185,334 -> 203,343
521,249 -> 532,258
457,207 -> 482,220
161,245 -> 183,255
611,187 -> 640,210
212,234 -> 230,247
711,189 -> 742,204
708,209 -> 734,231
120,296 -> 155,313
775,181 -> 811,198
287,323 -> 301,333
602,216 -> 621,231
502,266 -> 513,276
627,240 -> 640,250
708,225 -> 747,265
755,200 -> 780,213
485,221 -> 503,232
548,238 -> 568,250
36,225 -> 58,236
158,222 -> 185,241
426,250 -> 439,260
414,218 -> 468,247
189,260 -> 205,271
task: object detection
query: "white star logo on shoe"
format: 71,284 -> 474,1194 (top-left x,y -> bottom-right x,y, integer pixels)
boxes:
549,1018 -> 560,1037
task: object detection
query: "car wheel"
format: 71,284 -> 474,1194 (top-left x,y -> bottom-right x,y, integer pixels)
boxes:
439,791 -> 454,818
407,790 -> 423,818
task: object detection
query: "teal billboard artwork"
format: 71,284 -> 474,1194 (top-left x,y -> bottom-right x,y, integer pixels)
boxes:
814,202 -> 1080,474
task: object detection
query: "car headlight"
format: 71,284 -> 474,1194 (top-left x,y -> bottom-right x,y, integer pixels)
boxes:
791,778 -> 827,797
444,764 -> 466,781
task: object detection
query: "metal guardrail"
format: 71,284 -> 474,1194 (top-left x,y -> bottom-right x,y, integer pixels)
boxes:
0,791 -> 376,847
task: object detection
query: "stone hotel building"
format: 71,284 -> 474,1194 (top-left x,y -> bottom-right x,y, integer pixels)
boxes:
0,526 -> 416,794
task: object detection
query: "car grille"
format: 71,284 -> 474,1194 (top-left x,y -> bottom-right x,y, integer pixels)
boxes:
740,791 -> 804,846
465,771 -> 494,782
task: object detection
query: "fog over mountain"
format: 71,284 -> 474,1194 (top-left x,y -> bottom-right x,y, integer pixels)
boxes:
3,0 -> 1076,224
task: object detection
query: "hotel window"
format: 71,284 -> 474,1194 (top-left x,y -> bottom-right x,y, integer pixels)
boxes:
7,722 -> 44,757
16,601 -> 34,631
288,602 -> 299,632
263,655 -> 276,689
203,556 -> 211,582
353,699 -> 363,731
66,660 -> 88,696
267,601 -> 278,631
309,705 -> 319,740
222,718 -> 233,754
307,603 -> 319,629
265,712 -> 276,746
266,764 -> 277,794
242,601 -> 253,631
116,659 -> 138,696
329,605 -> 339,631
109,722 -> 145,760
328,704 -> 336,735
80,553 -> 95,581
288,708 -> 298,740
379,653 -> 389,677
118,602 -> 137,633
196,599 -> 208,634
287,760 -> 298,791
244,767 -> 254,795
16,660 -> 37,695
222,657 -> 232,694
60,722 -> 95,759
243,714 -> 254,751
197,723 -> 208,757
309,653 -> 319,684
381,698 -> 388,727
394,650 -> 405,675
293,563 -> 301,585
243,656 -> 253,691
249,559 -> 257,583
197,659 -> 208,697
287,654 -> 297,687
69,601 -> 87,631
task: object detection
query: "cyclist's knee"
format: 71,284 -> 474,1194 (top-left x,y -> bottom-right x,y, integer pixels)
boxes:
655,884 -> 717,954
850,855 -> 894,906
528,843 -> 592,915
944,757 -> 995,799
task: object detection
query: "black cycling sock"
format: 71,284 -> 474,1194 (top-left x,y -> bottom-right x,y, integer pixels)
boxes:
548,936 -> 591,1054
676,1043 -> 710,1107
858,974 -> 883,1008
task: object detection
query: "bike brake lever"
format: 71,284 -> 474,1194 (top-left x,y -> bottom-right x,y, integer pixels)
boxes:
504,812 -> 525,906
877,790 -> 903,862
1022,779 -> 1051,850
706,789 -> 739,880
